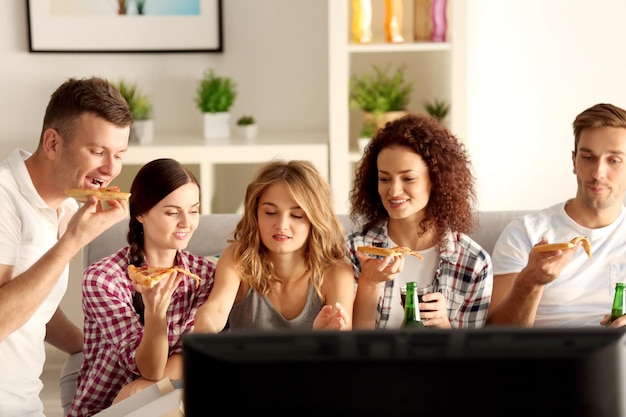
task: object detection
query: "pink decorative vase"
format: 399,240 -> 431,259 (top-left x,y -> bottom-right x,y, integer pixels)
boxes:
430,0 -> 447,42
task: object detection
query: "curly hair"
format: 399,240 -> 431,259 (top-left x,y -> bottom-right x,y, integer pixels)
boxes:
231,160 -> 347,298
350,113 -> 477,246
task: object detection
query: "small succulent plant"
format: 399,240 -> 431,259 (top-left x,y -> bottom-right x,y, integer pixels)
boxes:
424,99 -> 450,121
237,115 -> 255,126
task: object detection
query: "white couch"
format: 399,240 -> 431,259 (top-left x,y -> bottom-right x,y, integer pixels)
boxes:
62,209 -> 532,414
84,211 -> 532,266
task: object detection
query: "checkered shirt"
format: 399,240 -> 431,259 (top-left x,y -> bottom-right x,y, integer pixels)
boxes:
346,220 -> 493,328
68,247 -> 215,416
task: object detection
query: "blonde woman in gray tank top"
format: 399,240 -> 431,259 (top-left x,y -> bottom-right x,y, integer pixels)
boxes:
194,160 -> 354,332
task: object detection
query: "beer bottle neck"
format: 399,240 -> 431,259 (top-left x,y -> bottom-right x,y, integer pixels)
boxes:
403,284 -> 424,328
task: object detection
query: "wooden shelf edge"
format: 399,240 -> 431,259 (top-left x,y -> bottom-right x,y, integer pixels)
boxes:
348,42 -> 451,53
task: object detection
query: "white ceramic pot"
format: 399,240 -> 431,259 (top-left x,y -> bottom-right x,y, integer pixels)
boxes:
130,119 -> 154,145
203,112 -> 231,140
236,124 -> 258,140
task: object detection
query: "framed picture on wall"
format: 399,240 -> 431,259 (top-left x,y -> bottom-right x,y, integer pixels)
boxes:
26,0 -> 223,53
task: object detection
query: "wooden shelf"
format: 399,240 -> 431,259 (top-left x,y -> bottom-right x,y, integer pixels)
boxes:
348,41 -> 451,53
328,0 -> 454,214
123,130 -> 329,214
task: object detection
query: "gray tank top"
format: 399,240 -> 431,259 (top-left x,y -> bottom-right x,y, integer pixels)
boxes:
227,283 -> 324,330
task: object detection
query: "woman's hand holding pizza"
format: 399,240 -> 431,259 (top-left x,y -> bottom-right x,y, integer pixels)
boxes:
355,248 -> 404,286
133,269 -> 183,317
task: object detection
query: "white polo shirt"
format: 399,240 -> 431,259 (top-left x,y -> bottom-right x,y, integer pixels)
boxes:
0,149 -> 77,417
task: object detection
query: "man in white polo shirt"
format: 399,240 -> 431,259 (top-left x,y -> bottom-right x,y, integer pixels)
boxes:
0,77 -> 133,416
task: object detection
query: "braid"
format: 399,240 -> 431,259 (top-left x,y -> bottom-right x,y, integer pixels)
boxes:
127,218 -> 146,325
127,219 -> 146,267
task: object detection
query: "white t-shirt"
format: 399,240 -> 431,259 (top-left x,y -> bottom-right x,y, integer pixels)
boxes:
0,149 -> 77,416
387,241 -> 439,329
492,202 -> 626,327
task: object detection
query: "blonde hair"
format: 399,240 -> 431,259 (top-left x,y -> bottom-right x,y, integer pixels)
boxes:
231,160 -> 346,298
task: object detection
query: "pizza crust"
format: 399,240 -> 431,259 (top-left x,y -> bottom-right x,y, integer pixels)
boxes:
128,265 -> 201,288
531,236 -> 592,258
357,245 -> 423,261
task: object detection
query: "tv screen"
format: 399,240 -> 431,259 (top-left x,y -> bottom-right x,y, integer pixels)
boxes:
182,328 -> 625,417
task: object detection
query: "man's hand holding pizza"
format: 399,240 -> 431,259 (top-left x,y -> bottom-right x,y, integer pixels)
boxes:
522,236 -> 588,287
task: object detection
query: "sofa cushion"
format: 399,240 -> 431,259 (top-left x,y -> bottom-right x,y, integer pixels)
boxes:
474,210 -> 531,254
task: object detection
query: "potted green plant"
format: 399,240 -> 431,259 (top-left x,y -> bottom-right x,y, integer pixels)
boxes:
235,115 -> 258,140
114,79 -> 154,145
196,69 -> 237,140
424,98 -> 450,124
349,64 -> 413,130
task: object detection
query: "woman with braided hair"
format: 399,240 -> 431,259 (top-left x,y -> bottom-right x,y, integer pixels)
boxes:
69,158 -> 215,416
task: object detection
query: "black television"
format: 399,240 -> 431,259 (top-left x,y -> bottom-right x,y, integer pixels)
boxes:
182,328 -> 626,417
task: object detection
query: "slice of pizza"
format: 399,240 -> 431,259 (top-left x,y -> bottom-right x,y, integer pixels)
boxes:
357,245 -> 423,260
128,265 -> 201,288
65,186 -> 131,202
531,236 -> 592,258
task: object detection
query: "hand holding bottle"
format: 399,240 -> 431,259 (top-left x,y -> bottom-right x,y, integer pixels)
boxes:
400,284 -> 451,328
419,290 -> 451,329
601,282 -> 626,327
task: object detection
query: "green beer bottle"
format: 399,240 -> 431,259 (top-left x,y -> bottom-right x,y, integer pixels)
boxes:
402,282 -> 425,328
610,282 -> 626,324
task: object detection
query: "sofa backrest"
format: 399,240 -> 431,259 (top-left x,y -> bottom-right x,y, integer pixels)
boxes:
84,215 -> 359,267
474,210 -> 531,255
84,211 -> 532,268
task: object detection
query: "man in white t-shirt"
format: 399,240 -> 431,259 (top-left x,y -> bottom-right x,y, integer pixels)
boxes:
0,77 -> 132,416
489,103 -> 626,328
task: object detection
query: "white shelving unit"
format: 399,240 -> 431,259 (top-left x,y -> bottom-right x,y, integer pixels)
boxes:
328,0 -> 456,214
120,130 -> 328,214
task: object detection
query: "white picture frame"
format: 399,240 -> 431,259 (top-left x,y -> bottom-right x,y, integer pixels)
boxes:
27,0 -> 223,53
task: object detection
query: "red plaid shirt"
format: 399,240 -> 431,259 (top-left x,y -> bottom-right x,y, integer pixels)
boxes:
68,247 -> 215,417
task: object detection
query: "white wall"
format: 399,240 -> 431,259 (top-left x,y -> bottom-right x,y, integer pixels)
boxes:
458,0 -> 626,211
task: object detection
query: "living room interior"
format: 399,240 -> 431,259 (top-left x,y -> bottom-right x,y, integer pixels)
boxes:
4,1 -> 626,214
3,0 -> 626,415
